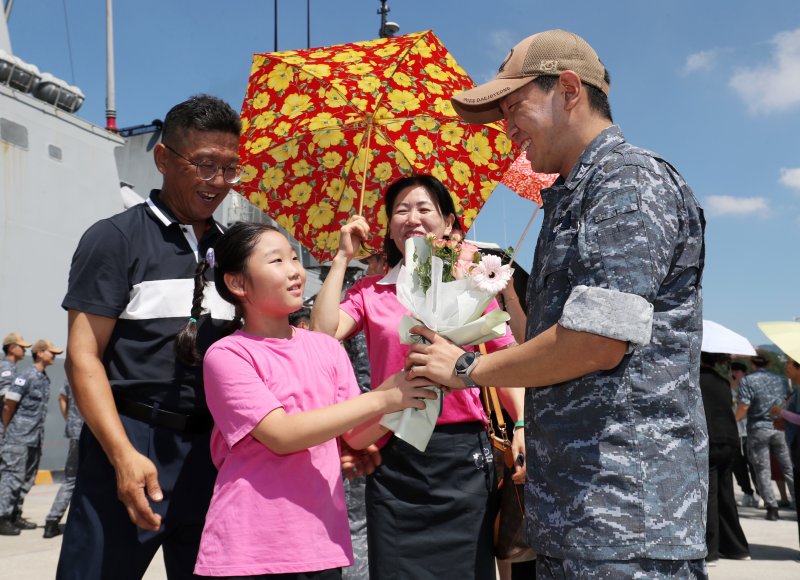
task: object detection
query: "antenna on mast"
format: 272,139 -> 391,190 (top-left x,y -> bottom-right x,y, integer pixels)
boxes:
105,0 -> 117,131
377,0 -> 399,38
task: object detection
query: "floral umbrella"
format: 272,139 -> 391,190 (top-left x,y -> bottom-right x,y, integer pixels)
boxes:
238,30 -> 516,262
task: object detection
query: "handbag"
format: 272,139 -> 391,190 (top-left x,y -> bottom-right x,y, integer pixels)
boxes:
480,361 -> 536,563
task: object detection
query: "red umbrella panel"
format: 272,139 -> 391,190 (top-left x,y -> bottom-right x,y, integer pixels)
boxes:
237,30 -> 517,262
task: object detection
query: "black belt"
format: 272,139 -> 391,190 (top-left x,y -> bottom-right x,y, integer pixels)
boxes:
114,396 -> 213,433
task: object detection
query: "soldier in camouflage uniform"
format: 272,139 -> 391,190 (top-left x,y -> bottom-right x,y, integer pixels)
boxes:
0,339 -> 63,535
43,381 -> 85,538
0,332 -> 33,445
407,30 -> 708,578
735,354 -> 795,521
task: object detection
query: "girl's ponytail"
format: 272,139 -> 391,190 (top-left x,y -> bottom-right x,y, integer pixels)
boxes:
175,260 -> 209,366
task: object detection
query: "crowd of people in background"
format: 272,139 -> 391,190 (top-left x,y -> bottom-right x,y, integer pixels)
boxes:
1,26 -> 800,580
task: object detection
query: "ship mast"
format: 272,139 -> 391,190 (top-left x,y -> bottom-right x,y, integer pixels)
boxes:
105,0 -> 117,131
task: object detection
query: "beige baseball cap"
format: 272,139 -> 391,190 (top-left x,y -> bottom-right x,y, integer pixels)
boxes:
3,332 -> 32,348
452,29 -> 609,125
31,339 -> 64,355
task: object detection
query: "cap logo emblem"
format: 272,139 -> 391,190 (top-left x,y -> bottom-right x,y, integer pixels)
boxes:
498,49 -> 513,73
539,60 -> 558,72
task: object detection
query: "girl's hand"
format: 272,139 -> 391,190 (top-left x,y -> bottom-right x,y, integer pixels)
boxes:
376,371 -> 438,413
336,215 -> 370,262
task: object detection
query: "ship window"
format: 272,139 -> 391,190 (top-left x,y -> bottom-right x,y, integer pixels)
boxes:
0,118 -> 29,149
48,145 -> 63,161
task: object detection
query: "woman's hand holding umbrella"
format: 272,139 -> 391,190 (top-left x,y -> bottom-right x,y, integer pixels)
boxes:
334,215 -> 371,264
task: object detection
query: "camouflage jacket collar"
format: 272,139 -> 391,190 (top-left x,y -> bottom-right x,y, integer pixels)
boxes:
558,124 -> 625,193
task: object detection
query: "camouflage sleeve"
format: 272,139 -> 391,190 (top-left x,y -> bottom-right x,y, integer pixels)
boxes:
561,160 -> 682,342
737,376 -> 753,406
4,374 -> 28,402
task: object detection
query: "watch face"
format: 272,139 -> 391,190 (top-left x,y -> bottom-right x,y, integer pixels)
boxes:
456,352 -> 476,373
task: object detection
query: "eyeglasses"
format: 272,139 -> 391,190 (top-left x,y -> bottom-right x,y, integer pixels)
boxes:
163,143 -> 243,185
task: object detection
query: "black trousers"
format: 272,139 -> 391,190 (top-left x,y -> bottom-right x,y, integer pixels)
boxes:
707,443 -> 749,560
732,437 -> 756,496
56,415 -> 216,580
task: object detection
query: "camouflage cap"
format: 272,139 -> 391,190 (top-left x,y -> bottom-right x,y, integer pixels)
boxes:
3,332 -> 32,348
452,29 -> 609,125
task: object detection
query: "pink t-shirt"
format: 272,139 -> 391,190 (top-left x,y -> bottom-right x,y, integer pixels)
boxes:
340,266 -> 515,425
195,328 -> 361,576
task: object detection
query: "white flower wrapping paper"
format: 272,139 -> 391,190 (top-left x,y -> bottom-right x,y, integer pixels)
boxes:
379,237 -> 511,451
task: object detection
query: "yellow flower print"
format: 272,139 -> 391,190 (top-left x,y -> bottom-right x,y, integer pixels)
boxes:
251,54 -> 266,75
327,230 -> 341,251
270,140 -> 299,163
374,161 -> 392,182
394,138 -> 417,164
239,165 -> 258,184
415,135 -> 434,157
495,133 -> 513,156
315,230 -> 330,250
413,117 -> 438,132
280,94 -> 313,119
331,50 -> 365,63
249,191 -> 270,211
240,116 -> 251,135
276,214 -> 296,237
282,55 -> 306,66
322,151 -> 343,169
376,207 -> 388,230
375,45 -> 401,57
357,75 -> 381,93
253,111 -> 276,129
413,42 -> 434,59
253,92 -> 270,110
325,90 -> 347,108
308,112 -> 339,131
313,129 -> 345,149
289,182 -> 312,204
309,50 -> 331,59
326,178 -> 346,200
424,63 -> 449,81
466,133 -> 492,166
363,187 -> 381,209
422,80 -> 444,96
250,136 -> 274,155
430,163 -> 448,183
449,193 -> 464,213
440,123 -> 464,145
261,166 -> 285,191
434,97 -> 455,116
308,201 -> 335,228
462,207 -> 478,227
292,159 -> 312,177
388,90 -> 421,113
347,62 -> 374,76
304,63 -> 331,78
350,97 -> 368,112
274,121 -> 292,137
451,161 -> 470,185
392,72 -> 413,88
267,63 -> 293,92
480,179 -> 496,200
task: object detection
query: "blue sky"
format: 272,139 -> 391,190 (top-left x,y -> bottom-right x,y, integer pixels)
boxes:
6,0 -> 800,344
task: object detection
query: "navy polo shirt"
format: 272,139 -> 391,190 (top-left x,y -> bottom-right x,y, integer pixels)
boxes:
62,190 -> 234,414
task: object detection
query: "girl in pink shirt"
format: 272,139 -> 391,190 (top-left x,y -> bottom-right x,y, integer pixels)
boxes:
312,175 -> 525,579
186,223 -> 434,579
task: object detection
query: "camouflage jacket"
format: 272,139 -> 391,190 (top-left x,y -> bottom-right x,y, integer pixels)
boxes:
4,365 -> 50,446
738,369 -> 791,431
523,125 -> 708,560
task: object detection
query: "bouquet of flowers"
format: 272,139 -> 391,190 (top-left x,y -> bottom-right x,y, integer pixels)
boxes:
380,233 -> 514,451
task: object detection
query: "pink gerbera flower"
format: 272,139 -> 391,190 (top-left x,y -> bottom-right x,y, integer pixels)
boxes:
470,254 -> 512,295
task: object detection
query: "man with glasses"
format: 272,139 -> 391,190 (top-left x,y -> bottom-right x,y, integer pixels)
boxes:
0,333 -> 32,445
57,95 -> 241,579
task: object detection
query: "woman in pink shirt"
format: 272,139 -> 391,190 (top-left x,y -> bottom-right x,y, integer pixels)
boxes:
183,223 -> 435,579
313,175 -> 524,579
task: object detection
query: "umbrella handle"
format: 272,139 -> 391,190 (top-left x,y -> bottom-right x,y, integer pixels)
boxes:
510,205 -> 541,264
358,123 -> 373,216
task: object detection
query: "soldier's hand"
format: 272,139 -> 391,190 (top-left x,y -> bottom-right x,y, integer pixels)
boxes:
113,449 -> 163,531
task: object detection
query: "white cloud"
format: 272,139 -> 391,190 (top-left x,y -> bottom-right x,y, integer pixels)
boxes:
489,30 -> 516,58
683,50 -> 719,74
729,28 -> 800,113
705,195 -> 770,216
780,168 -> 800,191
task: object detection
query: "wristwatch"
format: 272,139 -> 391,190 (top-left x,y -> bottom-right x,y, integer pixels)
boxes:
454,351 -> 481,387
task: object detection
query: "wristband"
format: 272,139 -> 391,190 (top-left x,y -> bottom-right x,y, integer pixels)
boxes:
513,420 -> 525,430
